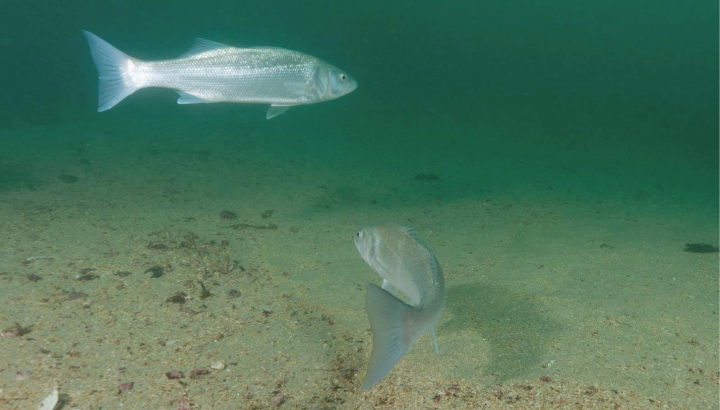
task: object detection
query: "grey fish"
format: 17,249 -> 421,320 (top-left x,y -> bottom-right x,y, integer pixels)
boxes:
353,225 -> 446,390
82,31 -> 357,119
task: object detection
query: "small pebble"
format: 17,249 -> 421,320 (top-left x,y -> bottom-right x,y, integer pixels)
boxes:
146,265 -> 165,278
166,292 -> 188,304
211,361 -> 226,370
189,368 -> 209,378
177,396 -> 192,410
1,323 -> 31,338
219,210 -> 238,220
165,370 -> 184,379
684,243 -> 719,253
115,271 -> 133,277
117,382 -> 134,394
271,393 -> 284,406
58,174 -> 79,183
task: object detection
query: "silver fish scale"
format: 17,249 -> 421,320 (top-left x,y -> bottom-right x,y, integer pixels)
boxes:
135,47 -> 321,105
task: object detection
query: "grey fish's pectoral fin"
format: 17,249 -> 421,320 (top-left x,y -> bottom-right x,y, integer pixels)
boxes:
266,104 -> 294,120
176,91 -> 211,105
362,282 -> 415,390
432,326 -> 439,354
180,38 -> 231,57
381,279 -> 402,299
381,279 -> 392,291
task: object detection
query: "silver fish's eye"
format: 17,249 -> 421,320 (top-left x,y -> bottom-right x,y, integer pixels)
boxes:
340,73 -> 347,82
356,231 -> 361,238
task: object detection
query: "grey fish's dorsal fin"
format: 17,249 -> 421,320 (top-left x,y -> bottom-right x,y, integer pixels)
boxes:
181,38 -> 230,57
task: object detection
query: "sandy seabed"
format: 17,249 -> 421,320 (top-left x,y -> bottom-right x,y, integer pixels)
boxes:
0,115 -> 717,409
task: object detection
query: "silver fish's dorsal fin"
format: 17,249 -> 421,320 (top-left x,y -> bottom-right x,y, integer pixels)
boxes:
181,38 -> 230,57
400,226 -> 418,239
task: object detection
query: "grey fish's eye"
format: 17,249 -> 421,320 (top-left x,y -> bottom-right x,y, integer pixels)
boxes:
356,231 -> 361,238
340,73 -> 347,82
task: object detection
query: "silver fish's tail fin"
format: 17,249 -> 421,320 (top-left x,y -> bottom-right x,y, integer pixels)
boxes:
83,31 -> 141,112
362,283 -> 418,390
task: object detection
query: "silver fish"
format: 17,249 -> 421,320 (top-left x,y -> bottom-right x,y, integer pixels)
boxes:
353,225 -> 446,390
82,31 -> 357,119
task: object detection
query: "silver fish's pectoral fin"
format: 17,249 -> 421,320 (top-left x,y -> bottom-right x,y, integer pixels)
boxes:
362,283 -> 416,390
176,91 -> 211,105
180,38 -> 231,57
266,104 -> 294,120
431,326 -> 439,354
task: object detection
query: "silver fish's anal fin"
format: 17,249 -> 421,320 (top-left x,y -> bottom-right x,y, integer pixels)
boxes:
362,283 -> 416,390
181,38 -> 231,57
83,30 -> 141,112
176,91 -> 211,104
431,326 -> 439,354
266,104 -> 293,120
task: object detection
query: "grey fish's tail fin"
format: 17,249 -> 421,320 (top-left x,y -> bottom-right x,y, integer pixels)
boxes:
83,31 -> 141,112
361,282 -> 419,390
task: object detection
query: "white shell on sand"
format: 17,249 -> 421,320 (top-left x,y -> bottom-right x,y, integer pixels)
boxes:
37,388 -> 58,410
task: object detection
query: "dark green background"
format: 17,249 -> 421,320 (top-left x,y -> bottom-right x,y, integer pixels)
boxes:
1,0 -> 717,208
2,0 -> 716,133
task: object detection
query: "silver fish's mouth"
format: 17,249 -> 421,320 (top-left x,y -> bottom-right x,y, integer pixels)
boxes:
346,78 -> 358,93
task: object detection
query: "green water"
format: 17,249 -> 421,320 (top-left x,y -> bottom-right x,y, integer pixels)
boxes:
1,1 -> 718,409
